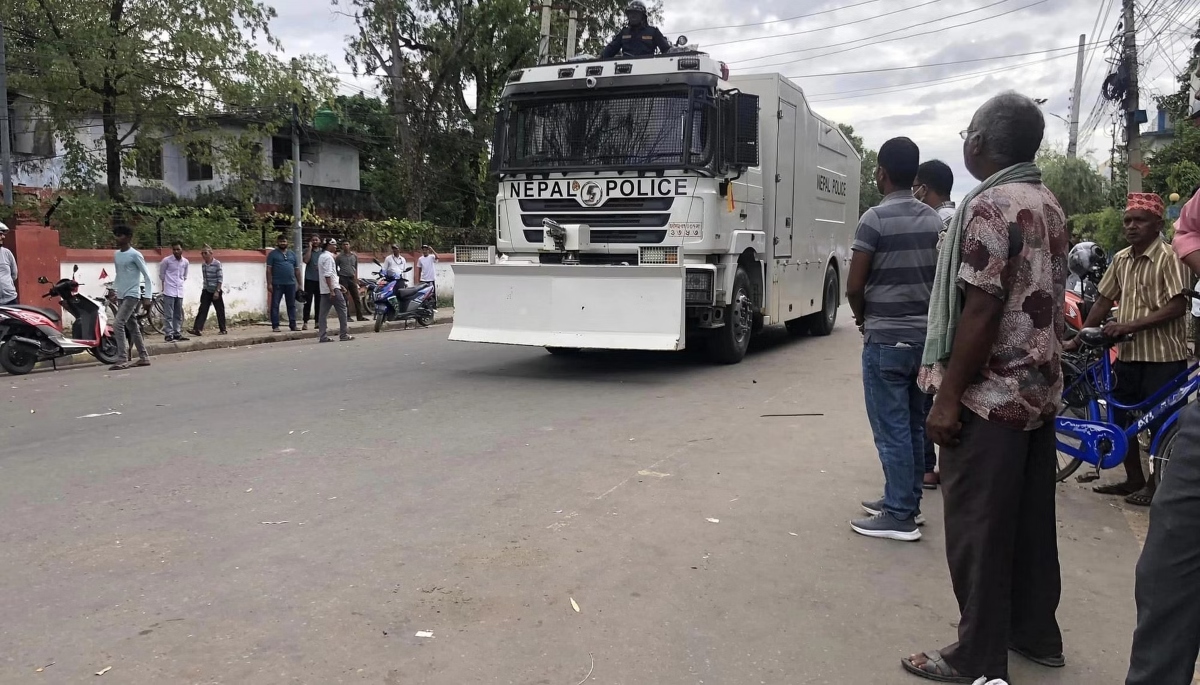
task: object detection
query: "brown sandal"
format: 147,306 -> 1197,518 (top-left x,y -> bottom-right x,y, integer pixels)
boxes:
901,650 -> 976,683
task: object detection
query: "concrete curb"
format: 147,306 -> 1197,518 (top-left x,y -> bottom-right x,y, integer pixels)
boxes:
32,310 -> 453,371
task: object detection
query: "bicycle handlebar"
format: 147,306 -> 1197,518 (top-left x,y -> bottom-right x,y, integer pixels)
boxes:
1183,287 -> 1200,300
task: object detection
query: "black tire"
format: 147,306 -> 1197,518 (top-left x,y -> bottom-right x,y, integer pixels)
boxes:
0,340 -> 39,375
546,347 -> 581,356
141,299 -> 165,335
803,264 -> 839,336
91,335 -> 121,365
364,292 -> 376,315
416,310 -> 434,327
707,267 -> 753,364
1150,422 -> 1180,480
374,311 -> 385,333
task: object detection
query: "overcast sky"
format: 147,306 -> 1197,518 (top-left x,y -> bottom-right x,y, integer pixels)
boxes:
265,0 -> 1197,200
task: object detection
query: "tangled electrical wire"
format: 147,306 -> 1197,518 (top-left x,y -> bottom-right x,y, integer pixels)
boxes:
1102,63 -> 1131,102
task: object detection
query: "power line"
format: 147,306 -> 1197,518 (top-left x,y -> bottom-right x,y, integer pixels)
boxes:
805,53 -> 1075,103
774,41 -> 1109,80
733,0 -> 1053,71
705,0 -> 949,50
667,0 -> 891,35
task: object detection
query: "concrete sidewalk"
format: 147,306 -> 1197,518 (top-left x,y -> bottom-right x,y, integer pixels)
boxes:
37,307 -> 454,370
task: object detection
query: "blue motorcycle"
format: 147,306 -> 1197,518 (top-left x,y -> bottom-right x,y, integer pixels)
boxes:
371,261 -> 436,333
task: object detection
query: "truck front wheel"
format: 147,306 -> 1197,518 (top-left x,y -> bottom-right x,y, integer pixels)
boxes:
707,267 -> 753,364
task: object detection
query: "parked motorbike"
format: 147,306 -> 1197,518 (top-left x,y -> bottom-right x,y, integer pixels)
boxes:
371,261 -> 435,333
0,266 -> 120,374
358,276 -> 376,315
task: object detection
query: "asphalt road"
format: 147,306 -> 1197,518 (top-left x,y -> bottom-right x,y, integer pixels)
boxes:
0,315 -> 1143,684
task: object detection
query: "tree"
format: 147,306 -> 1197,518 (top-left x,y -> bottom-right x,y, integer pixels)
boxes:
335,0 -> 637,224
1146,23 -> 1200,199
838,123 -> 881,217
7,0 -> 336,204
1036,148 -> 1109,217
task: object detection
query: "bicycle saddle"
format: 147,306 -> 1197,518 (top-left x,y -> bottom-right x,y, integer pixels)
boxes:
1076,327 -> 1132,349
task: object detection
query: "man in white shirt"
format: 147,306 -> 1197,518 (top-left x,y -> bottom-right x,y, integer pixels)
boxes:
159,241 -> 190,342
417,245 -> 437,300
382,244 -> 408,283
317,238 -> 354,343
0,222 -> 18,306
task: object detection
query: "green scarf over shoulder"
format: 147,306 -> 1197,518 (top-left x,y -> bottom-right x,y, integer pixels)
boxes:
921,162 -> 1043,365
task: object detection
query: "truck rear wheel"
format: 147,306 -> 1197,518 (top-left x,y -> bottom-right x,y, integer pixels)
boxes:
707,267 -> 753,364
803,264 -> 839,336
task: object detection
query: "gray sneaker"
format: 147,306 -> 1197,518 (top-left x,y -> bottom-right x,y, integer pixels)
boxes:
851,512 -> 922,541
861,498 -> 926,526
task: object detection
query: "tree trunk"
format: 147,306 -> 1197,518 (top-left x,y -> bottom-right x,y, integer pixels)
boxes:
102,87 -> 123,203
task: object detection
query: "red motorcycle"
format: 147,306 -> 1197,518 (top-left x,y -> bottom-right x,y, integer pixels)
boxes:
0,266 -> 120,374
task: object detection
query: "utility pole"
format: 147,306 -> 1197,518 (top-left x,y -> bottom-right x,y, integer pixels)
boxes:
1068,33 -> 1085,158
538,0 -> 552,65
1122,0 -> 1143,193
566,8 -> 578,60
291,103 -> 303,251
0,19 -> 13,206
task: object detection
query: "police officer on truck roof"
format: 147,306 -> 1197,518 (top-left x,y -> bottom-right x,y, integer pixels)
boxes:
600,1 -> 672,59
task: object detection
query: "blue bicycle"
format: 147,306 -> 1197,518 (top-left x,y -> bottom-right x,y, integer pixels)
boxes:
1055,298 -> 1200,482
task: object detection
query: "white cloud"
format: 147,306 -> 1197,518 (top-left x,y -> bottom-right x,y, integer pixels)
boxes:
259,0 -> 1197,199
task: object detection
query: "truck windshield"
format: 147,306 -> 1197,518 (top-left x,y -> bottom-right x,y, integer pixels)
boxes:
500,90 -> 714,173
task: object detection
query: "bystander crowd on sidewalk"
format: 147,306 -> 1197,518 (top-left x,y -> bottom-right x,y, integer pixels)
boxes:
266,234 -> 301,333
160,241 -> 189,342
846,137 -> 941,542
189,246 -> 227,336
907,91 -> 1067,684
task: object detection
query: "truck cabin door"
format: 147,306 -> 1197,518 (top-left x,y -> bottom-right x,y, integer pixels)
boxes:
773,102 -> 797,260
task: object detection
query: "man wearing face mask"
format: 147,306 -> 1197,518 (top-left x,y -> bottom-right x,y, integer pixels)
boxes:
600,1 -> 671,59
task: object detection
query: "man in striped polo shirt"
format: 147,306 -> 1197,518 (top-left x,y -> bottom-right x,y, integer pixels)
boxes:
1068,192 -> 1191,507
846,137 -> 942,541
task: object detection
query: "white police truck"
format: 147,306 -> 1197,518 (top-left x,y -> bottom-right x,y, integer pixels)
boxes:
450,49 -> 861,363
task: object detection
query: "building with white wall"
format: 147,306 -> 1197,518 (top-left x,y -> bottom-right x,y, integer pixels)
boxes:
6,96 -> 374,215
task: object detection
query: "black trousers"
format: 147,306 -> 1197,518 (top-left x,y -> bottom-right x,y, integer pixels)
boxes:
1126,400 -> 1200,684
1112,360 -> 1188,482
939,408 -> 1063,680
302,280 -> 321,323
193,289 -> 226,333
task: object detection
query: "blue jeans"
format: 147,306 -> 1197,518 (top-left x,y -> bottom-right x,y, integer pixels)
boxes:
270,283 -> 297,329
862,342 -> 927,520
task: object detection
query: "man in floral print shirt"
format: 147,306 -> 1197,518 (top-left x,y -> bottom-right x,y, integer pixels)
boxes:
904,92 -> 1069,684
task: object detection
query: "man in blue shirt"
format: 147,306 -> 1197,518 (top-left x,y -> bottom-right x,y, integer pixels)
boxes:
109,223 -> 155,371
266,234 -> 302,332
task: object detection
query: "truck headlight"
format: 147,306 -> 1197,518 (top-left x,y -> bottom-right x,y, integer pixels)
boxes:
685,269 -> 714,304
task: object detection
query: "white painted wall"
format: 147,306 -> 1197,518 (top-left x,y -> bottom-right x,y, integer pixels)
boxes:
10,99 -> 361,195
59,256 -> 267,325
52,251 -> 453,329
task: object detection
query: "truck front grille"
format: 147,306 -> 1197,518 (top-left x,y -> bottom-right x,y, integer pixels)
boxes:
520,213 -> 671,229
522,229 -> 667,244
518,197 -> 675,212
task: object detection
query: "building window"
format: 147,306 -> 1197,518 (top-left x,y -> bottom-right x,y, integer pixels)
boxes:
186,143 -> 213,181
135,139 -> 163,180
272,135 -> 318,170
32,120 -> 54,157
271,136 -> 290,170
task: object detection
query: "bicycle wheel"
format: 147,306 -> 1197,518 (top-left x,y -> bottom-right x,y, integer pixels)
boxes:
142,298 -> 166,334
1056,354 -> 1095,482
1150,422 -> 1180,480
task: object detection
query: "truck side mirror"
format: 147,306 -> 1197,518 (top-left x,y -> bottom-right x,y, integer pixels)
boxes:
675,35 -> 688,47
723,92 -> 760,169
489,108 -> 506,177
